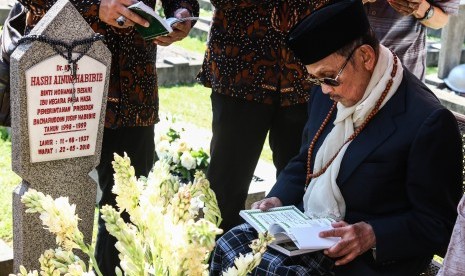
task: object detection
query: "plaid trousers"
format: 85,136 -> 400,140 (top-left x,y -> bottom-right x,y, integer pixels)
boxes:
210,223 -> 335,276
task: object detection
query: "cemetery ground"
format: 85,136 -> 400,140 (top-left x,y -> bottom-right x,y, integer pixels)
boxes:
0,83 -> 275,248
0,0 -> 459,267
0,28 -> 446,254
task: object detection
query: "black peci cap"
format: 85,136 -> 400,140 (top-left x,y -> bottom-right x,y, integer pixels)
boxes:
287,0 -> 370,65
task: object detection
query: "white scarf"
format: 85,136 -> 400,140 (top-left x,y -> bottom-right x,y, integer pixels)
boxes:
303,45 -> 404,220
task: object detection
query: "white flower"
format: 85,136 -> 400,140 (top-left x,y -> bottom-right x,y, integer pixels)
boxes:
222,266 -> 239,276
189,196 -> 204,216
180,152 -> 196,170
174,139 -> 190,153
64,263 -> 87,276
36,196 -> 80,251
156,140 -> 171,160
169,147 -> 180,164
157,134 -> 170,143
234,253 -> 254,273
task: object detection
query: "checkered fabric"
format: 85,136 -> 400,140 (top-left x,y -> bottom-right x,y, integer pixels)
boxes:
210,223 -> 335,276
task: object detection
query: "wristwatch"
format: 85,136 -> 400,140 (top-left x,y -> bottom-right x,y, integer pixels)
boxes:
418,4 -> 434,22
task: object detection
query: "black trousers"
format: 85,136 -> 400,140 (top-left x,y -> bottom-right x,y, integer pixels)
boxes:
208,93 -> 308,233
94,126 -> 155,276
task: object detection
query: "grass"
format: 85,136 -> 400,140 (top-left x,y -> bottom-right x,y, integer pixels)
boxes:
0,84 -> 274,245
426,66 -> 438,76
199,8 -> 212,18
426,35 -> 441,43
173,36 -> 207,54
159,83 -> 212,129
0,131 -> 21,245
158,84 -> 273,162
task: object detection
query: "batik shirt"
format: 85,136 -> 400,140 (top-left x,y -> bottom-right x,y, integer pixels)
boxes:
19,0 -> 199,128
197,0 -> 329,106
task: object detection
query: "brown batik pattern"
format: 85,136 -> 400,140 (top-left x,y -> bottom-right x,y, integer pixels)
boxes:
197,0 -> 330,106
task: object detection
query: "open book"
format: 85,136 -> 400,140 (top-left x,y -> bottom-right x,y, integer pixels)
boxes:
128,2 -> 198,40
240,206 -> 339,256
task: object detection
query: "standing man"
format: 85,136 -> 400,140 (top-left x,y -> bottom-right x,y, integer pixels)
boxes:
364,0 -> 460,80
197,0 -> 328,233
17,0 -> 199,275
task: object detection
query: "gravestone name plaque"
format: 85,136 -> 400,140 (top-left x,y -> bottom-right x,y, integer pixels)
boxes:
26,55 -> 106,162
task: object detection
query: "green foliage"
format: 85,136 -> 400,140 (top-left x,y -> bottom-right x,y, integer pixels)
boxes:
426,35 -> 441,43
174,148 -> 209,183
166,127 -> 182,142
426,66 -> 438,76
0,138 -> 21,244
0,126 -> 10,141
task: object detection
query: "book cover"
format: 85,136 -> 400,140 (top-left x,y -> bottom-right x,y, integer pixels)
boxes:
128,2 -> 198,40
240,206 -> 339,256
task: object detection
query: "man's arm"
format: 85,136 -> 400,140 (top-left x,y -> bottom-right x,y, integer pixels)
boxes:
386,0 -> 459,29
410,0 -> 451,29
266,96 -> 317,206
320,108 -> 462,265
365,109 -> 462,263
266,139 -> 309,206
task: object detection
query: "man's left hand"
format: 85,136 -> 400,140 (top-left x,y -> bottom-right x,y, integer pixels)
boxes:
387,0 -> 422,16
319,221 -> 376,266
154,8 -> 193,46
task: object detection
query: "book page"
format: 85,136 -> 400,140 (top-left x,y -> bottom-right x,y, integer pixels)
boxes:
240,206 -> 315,233
290,226 -> 339,250
165,17 -> 199,26
131,2 -> 163,21
268,218 -> 333,242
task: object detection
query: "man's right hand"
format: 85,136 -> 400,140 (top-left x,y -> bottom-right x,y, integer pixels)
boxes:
251,197 -> 283,211
99,0 -> 149,28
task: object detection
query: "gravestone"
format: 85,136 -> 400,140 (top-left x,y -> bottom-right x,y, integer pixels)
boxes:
10,0 -> 111,272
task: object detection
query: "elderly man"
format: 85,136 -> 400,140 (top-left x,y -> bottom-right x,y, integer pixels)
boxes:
209,0 -> 462,275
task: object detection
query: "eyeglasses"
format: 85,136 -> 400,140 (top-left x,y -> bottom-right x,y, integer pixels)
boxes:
307,46 -> 359,87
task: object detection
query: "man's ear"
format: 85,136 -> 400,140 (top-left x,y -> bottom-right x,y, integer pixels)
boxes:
358,44 -> 376,71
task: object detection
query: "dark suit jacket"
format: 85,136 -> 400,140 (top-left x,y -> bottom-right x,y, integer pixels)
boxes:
267,69 -> 463,275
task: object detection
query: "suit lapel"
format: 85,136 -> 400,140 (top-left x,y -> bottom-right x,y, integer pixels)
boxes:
337,79 -> 407,186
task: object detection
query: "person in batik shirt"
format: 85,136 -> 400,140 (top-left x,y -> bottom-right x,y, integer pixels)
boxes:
197,0 -> 329,234
18,0 -> 199,275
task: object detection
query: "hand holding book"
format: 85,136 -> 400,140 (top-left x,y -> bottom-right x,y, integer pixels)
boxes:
154,11 -> 197,46
128,2 -> 198,41
240,206 -> 339,256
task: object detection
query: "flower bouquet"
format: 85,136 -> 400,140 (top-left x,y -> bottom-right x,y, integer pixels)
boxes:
155,125 -> 209,183
13,153 -> 274,275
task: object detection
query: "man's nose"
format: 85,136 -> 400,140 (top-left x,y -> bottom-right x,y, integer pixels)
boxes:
321,84 -> 333,94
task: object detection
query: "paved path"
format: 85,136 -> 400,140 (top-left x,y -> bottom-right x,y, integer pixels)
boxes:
155,115 -> 276,194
